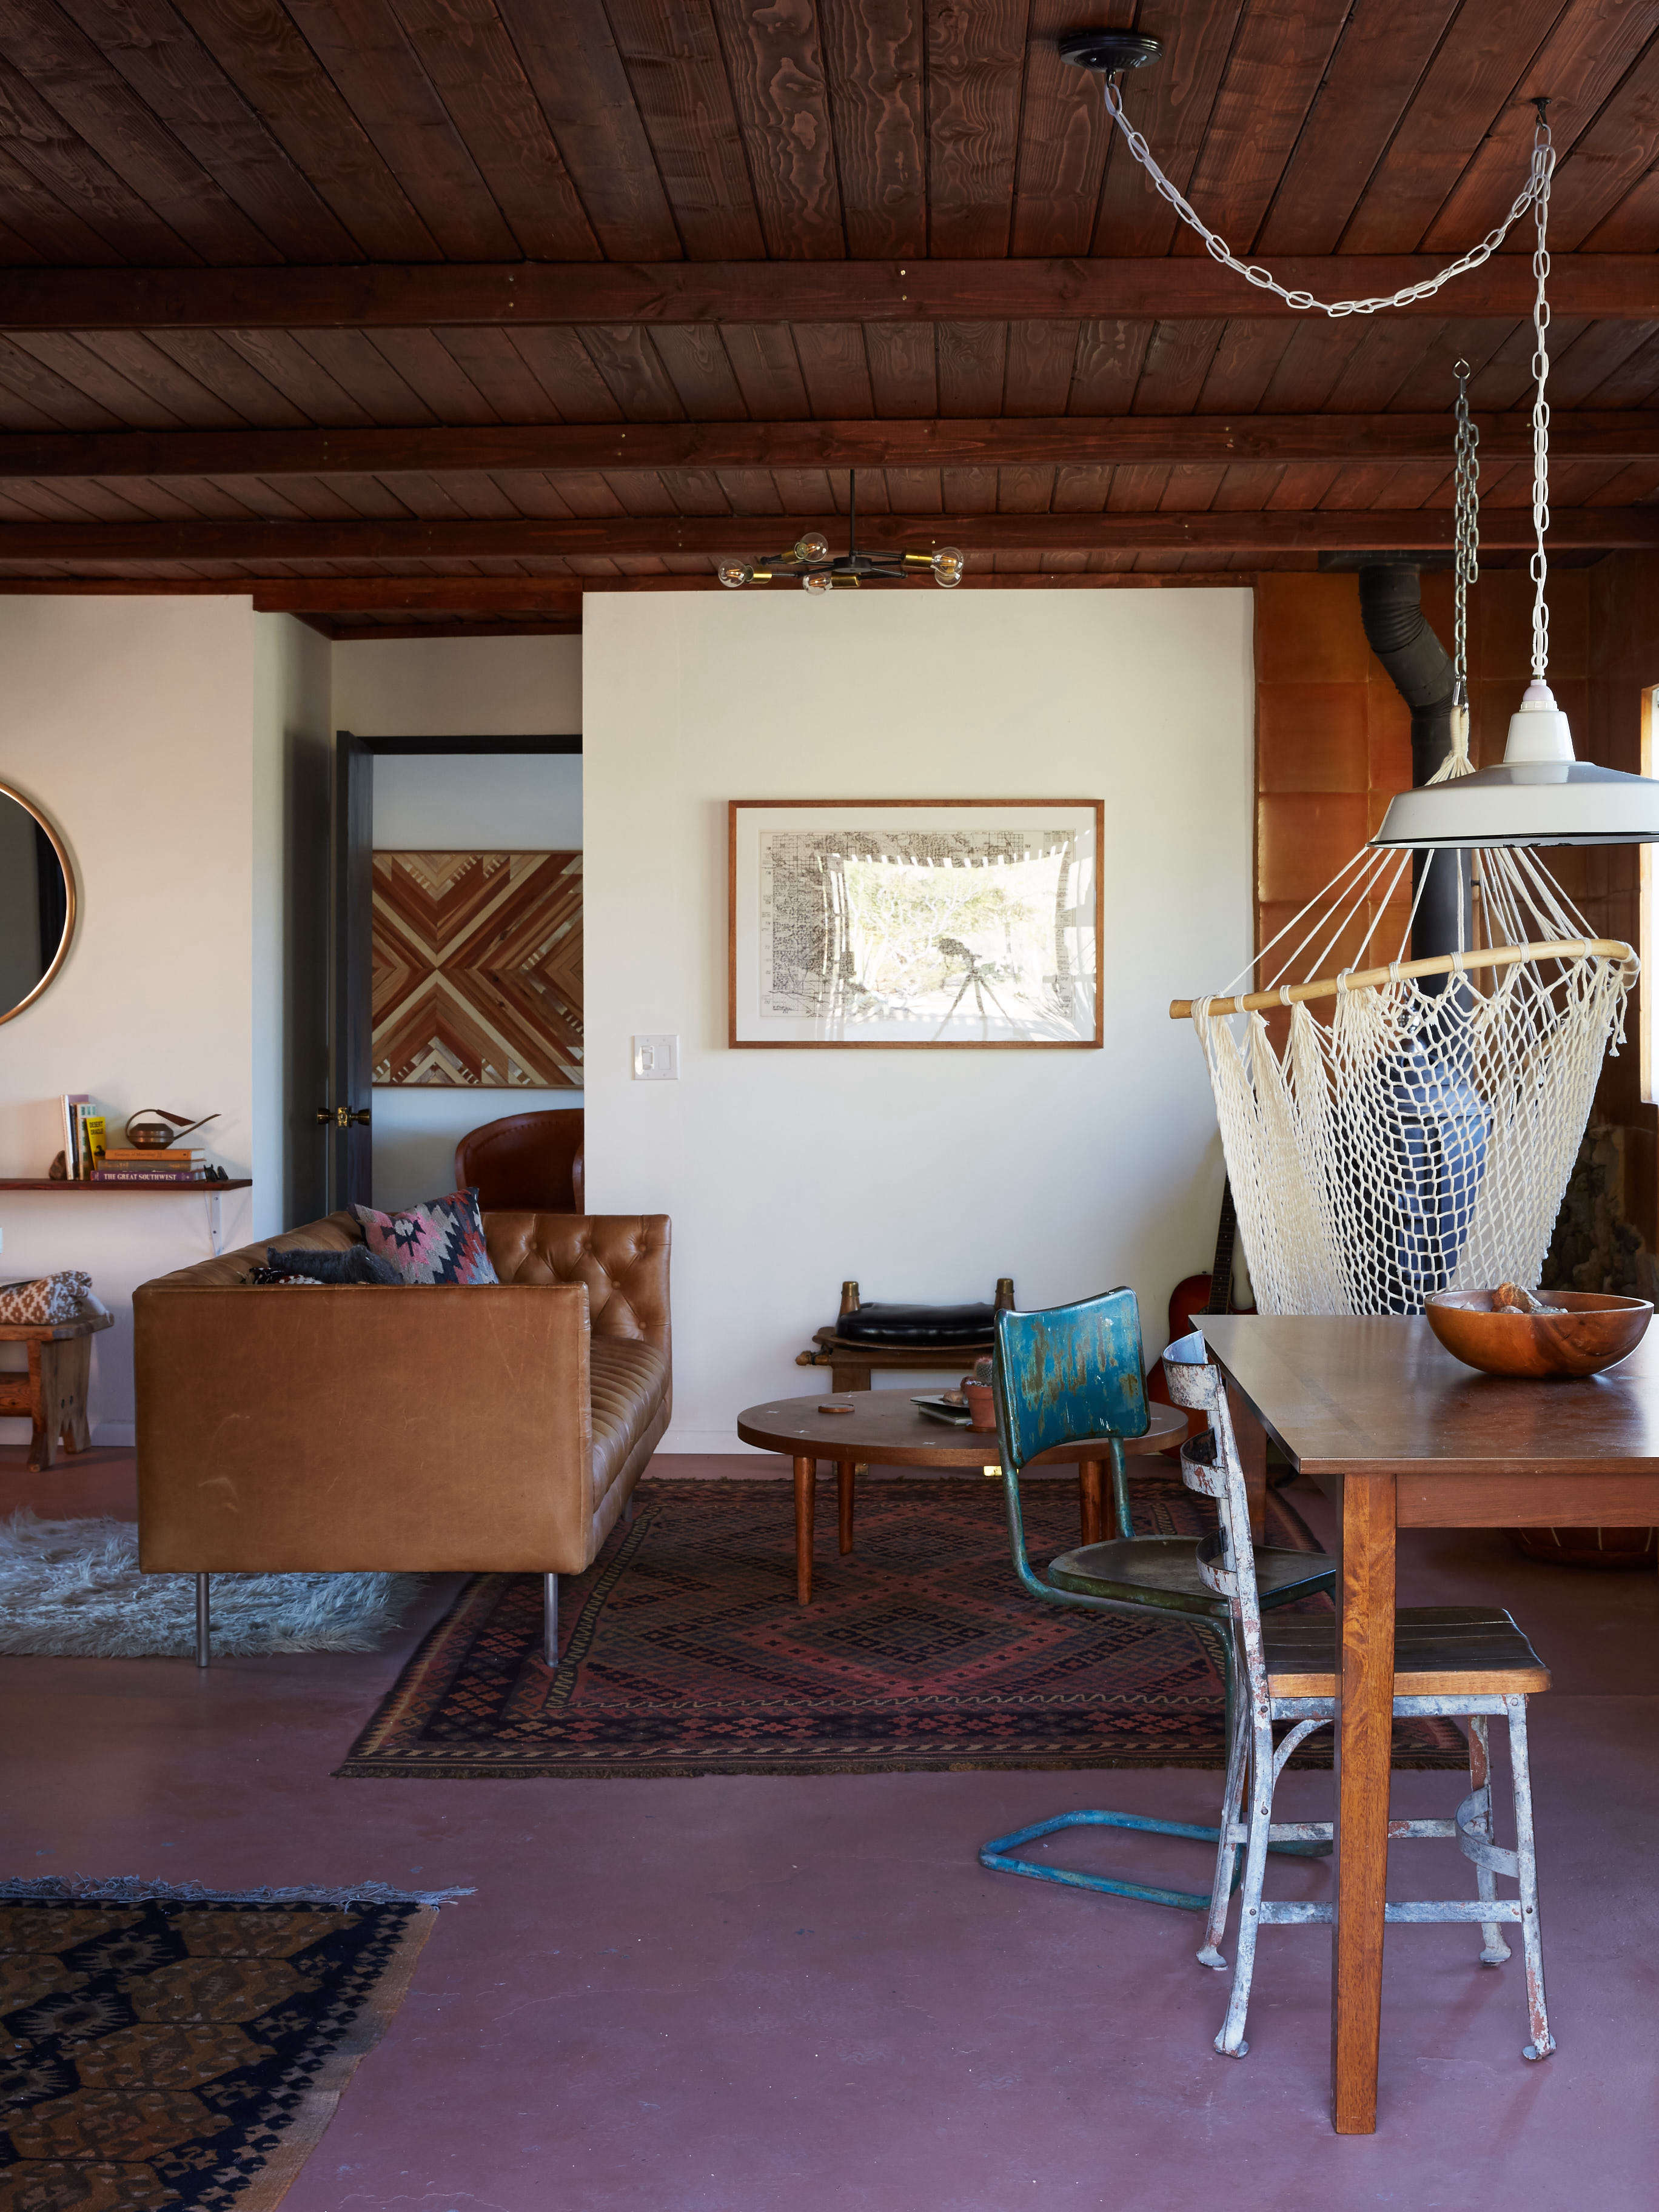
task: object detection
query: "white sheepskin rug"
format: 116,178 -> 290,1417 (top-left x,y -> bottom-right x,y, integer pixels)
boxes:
0,1513 -> 424,1658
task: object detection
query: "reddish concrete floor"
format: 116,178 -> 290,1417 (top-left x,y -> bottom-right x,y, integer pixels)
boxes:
2,1446 -> 1657,2210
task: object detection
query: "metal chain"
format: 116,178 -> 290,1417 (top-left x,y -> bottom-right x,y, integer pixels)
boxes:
1453,359 -> 1480,717
1527,104 -> 1555,680
1099,73 -> 1549,320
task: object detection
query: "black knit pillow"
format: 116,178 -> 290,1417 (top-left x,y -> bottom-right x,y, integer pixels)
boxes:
258,1245 -> 402,1286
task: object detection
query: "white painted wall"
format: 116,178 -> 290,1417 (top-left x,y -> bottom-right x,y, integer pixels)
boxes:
583,589 -> 1253,1452
370,752 -> 583,1208
0,598 -> 273,1445
332,632 -> 581,740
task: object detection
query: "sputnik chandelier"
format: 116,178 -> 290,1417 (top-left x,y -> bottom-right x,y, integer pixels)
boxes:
1060,26 -> 1659,847
718,472 -> 963,593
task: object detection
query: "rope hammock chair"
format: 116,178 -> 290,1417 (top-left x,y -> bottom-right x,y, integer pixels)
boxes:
1175,851 -> 1635,1319
1132,100 -> 1642,1318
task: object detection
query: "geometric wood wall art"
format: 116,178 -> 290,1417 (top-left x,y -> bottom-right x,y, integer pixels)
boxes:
371,850 -> 582,1088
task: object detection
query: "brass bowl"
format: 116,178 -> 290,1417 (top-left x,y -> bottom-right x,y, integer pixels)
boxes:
1426,1289 -> 1653,1379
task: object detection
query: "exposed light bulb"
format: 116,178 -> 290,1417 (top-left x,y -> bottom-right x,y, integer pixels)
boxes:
931,546 -> 964,587
794,532 -> 831,562
717,560 -> 752,589
802,571 -> 833,594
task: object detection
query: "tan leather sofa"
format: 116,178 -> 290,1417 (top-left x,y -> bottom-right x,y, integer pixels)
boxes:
134,1207 -> 670,1665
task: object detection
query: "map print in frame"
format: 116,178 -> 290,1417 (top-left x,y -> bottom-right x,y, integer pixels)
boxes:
729,802 -> 1103,1048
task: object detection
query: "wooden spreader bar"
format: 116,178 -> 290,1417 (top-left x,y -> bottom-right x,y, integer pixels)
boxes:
1170,937 -> 1637,1021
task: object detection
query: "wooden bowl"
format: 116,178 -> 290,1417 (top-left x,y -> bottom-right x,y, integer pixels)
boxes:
1426,1289 -> 1653,1379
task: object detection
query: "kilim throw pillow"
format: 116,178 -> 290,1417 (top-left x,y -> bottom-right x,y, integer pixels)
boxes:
353,1188 -> 499,1286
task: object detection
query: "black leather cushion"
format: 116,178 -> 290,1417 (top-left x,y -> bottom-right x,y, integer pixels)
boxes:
261,1244 -> 402,1286
835,1301 -> 997,1347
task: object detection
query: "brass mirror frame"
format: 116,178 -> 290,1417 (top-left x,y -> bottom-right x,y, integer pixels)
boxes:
0,779 -> 76,1028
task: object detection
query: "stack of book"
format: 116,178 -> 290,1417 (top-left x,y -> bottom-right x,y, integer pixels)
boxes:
92,1148 -> 212,1185
61,1094 -> 106,1179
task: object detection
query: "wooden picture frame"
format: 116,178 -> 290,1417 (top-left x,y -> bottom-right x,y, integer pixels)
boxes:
729,799 -> 1104,1050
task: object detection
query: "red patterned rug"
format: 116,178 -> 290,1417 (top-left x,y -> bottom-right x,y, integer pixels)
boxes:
339,1476 -> 1467,1778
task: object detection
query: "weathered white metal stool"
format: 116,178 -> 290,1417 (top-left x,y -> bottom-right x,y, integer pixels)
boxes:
1162,1332 -> 1555,2064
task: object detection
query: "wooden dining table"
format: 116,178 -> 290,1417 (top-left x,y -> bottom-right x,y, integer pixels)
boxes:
1199,1312 -> 1659,2136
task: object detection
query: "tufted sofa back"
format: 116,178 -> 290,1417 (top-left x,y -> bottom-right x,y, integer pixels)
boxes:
484,1213 -> 671,1353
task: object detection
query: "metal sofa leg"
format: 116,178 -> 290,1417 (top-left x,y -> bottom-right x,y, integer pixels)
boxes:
544,1573 -> 558,1668
195,1574 -> 210,1670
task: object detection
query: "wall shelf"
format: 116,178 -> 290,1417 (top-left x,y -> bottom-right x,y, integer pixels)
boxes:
0,1180 -> 251,1191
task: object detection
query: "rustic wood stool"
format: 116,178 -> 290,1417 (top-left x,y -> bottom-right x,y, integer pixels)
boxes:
0,1298 -> 113,1472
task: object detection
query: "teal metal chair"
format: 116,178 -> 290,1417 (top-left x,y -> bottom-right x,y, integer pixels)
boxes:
977,1287 -> 1335,1912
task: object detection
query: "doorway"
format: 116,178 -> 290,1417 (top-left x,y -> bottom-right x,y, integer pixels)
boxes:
324,734 -> 583,1213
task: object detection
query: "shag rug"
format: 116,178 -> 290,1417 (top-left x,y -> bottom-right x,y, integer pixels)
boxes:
341,1474 -> 1468,1779
0,1514 -> 424,1658
0,1876 -> 457,2210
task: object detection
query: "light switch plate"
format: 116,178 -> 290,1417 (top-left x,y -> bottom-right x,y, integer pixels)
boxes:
632,1033 -> 680,1081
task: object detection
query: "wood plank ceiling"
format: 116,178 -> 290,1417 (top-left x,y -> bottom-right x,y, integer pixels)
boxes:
0,0 -> 1654,637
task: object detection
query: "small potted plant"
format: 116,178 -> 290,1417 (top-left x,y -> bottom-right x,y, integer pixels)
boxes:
960,1358 -> 996,1432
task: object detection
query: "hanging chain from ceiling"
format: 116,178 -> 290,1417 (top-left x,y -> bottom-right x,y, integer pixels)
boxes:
1452,359 -> 1480,727
1096,73 -> 1553,320
1527,106 -> 1557,683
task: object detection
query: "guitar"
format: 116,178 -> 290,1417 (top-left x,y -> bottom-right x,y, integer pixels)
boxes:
1148,1181 -> 1253,1439
1173,1179 -> 1251,1337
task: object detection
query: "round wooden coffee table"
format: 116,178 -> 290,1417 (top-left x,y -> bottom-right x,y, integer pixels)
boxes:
736,1389 -> 1186,1603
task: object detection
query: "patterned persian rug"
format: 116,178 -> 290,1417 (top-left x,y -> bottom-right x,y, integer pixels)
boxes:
341,1475 -> 1467,1778
0,1880 -> 446,2210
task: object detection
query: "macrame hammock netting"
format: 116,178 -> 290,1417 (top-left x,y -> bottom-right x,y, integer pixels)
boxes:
1188,839 -> 1636,1319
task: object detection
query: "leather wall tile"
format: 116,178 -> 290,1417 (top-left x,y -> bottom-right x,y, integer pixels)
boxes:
1366,679 -> 1412,796
1258,682 -> 1368,791
1255,575 -> 1369,685
1258,792 -> 1370,904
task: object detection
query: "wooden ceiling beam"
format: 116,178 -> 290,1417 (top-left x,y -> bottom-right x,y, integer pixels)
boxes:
1,509 -> 1655,563
5,411 -> 1657,478
1,257 -> 1657,329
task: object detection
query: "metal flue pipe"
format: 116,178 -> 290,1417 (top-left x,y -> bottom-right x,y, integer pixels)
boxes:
1358,567 -> 1472,985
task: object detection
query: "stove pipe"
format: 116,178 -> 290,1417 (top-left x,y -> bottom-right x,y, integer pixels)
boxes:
1358,567 -> 1472,986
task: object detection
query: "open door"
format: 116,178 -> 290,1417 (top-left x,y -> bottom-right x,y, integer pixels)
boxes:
324,731 -> 374,1212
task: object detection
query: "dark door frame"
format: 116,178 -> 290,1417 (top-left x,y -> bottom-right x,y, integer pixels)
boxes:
325,732 -> 582,1212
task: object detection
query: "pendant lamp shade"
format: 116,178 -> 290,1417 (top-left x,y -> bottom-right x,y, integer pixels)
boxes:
1371,682 -> 1659,848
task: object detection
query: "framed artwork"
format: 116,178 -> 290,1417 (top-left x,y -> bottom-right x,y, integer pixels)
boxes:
372,850 -> 582,1087
729,800 -> 1103,1048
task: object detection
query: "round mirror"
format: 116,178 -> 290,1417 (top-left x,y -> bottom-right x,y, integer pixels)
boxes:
0,782 -> 75,1026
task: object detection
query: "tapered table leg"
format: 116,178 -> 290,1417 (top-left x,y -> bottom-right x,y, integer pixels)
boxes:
837,1461 -> 854,1553
1078,1460 -> 1105,1546
1332,1470 -> 1397,2135
794,1455 -> 816,1604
